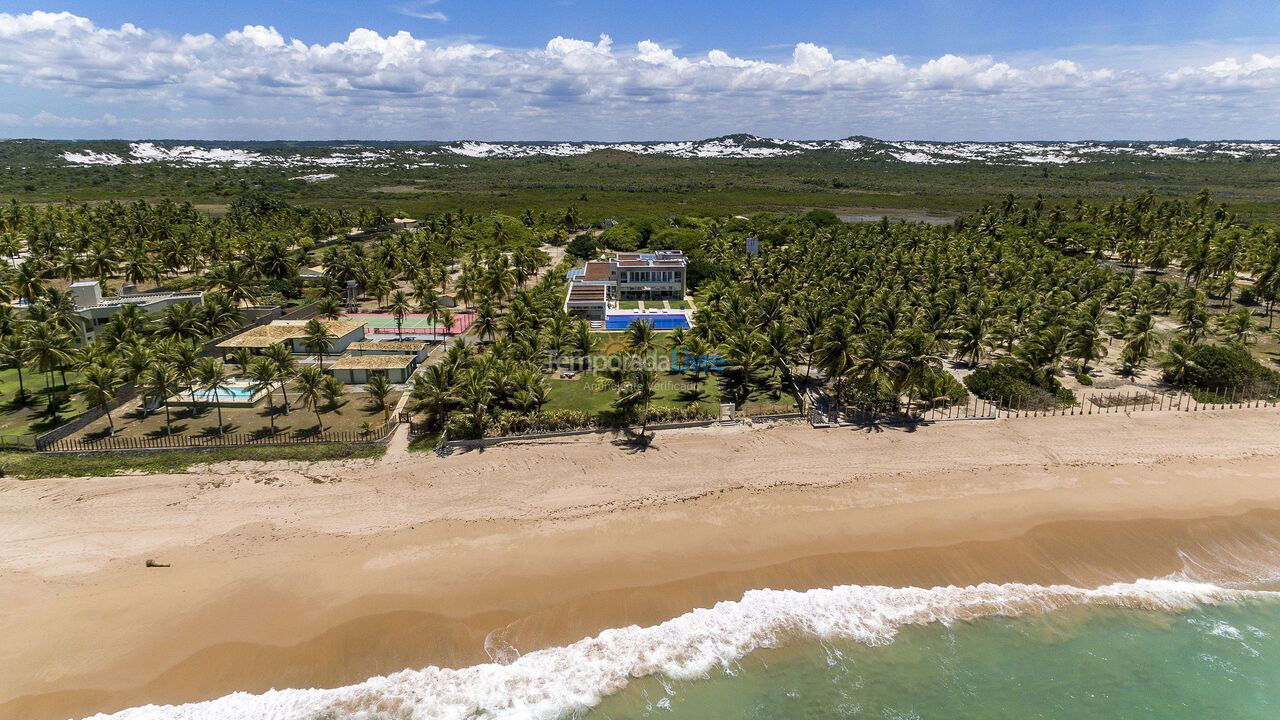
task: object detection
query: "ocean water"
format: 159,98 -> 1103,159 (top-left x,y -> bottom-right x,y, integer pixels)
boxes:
586,601 -> 1280,719
87,579 -> 1280,720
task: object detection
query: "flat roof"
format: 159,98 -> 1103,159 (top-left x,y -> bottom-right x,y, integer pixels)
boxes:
582,262 -> 613,281
567,286 -> 607,303
329,354 -> 415,370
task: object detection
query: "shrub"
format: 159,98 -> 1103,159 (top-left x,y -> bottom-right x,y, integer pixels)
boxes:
1169,343 -> 1280,396
599,224 -> 643,252
490,409 -> 594,436
804,209 -> 841,227
916,367 -> 969,406
964,360 -> 1072,410
566,234 -> 598,260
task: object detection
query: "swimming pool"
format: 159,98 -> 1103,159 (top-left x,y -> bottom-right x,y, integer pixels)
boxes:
604,314 -> 691,331
168,383 -> 265,407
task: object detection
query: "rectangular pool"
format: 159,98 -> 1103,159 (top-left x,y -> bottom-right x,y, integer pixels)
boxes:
604,314 -> 691,331
168,384 -> 265,407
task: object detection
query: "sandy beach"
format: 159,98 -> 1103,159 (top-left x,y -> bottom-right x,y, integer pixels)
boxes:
4,409 -> 1280,720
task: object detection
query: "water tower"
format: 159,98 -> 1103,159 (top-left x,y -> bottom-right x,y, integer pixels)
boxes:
344,279 -> 358,312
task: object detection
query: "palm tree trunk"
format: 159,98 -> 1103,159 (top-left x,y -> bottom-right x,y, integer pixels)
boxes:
215,397 -> 224,435
104,404 -> 114,435
314,407 -> 325,431
164,402 -> 172,435
14,367 -> 25,403
278,382 -> 291,413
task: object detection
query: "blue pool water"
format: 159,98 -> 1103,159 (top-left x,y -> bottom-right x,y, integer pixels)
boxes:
183,387 -> 258,402
605,314 -> 691,331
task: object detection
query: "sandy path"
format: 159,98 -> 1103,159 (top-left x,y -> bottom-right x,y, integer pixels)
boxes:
3,409 -> 1280,719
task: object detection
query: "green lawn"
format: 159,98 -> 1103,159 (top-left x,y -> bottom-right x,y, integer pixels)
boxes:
667,300 -> 690,309
545,370 -> 797,418
617,300 -> 642,309
547,370 -> 721,416
0,369 -> 90,438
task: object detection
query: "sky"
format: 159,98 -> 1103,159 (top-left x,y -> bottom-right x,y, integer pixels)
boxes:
1,0 -> 1279,141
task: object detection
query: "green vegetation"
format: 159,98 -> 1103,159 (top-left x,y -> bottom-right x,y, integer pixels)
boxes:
0,443 -> 385,479
0,368 -> 88,435
6,142 -> 1280,223
1162,342 -> 1280,395
4,168 -> 1280,450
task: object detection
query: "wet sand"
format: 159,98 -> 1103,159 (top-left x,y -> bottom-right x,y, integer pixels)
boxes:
3,410 -> 1280,720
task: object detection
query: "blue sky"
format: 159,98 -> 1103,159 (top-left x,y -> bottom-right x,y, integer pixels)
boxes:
1,1 -> 1279,140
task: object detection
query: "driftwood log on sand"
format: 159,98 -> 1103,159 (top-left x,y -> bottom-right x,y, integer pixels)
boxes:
144,559 -> 170,568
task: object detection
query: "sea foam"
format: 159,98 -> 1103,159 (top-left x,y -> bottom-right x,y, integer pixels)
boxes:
84,579 -> 1268,720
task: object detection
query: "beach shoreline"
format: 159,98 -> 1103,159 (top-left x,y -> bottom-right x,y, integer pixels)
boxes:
4,409 -> 1280,720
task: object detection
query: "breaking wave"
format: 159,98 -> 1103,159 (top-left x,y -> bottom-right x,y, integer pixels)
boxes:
85,578 -> 1275,720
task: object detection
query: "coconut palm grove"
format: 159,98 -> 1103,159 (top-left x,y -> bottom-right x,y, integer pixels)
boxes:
0,186 -> 1276,460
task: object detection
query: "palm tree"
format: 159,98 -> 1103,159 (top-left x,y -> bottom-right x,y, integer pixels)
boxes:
1159,340 -> 1199,386
571,320 -> 597,370
792,303 -> 827,384
321,375 -> 344,412
196,357 -> 233,435
1068,320 -> 1107,374
80,361 -> 124,436
474,302 -> 498,343
1123,312 -> 1163,369
1216,308 -> 1257,345
230,347 -> 254,376
156,301 -> 207,341
315,296 -> 344,321
388,290 -> 411,340
439,308 -> 455,338
167,340 -> 203,403
612,364 -> 657,440
851,330 -> 907,402
815,316 -> 857,388
246,357 -> 282,433
141,363 -> 180,435
624,320 -> 657,357
411,363 -> 457,430
295,365 -> 327,430
952,315 -> 990,367
263,343 -> 296,413
208,261 -> 258,306
365,373 -> 394,421
302,318 -> 332,369
24,323 -> 73,416
719,330 -> 766,408
0,332 -> 30,404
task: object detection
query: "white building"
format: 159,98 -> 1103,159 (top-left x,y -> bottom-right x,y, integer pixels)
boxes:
564,251 -> 688,321
71,281 -> 205,339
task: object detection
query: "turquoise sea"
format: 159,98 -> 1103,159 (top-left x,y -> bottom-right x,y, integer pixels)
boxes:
90,579 -> 1280,720
586,599 -> 1280,720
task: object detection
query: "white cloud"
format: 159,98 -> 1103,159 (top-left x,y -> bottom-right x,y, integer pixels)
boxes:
1166,53 -> 1280,89
395,1 -> 447,22
0,11 -> 1278,140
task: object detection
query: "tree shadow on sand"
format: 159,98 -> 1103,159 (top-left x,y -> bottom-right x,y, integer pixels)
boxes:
610,426 -> 656,454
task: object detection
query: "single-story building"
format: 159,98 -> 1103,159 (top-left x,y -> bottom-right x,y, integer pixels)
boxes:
329,353 -> 417,384
216,318 -> 366,355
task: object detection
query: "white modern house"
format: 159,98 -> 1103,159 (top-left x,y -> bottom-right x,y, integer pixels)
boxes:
71,280 -> 205,339
564,250 -> 688,321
